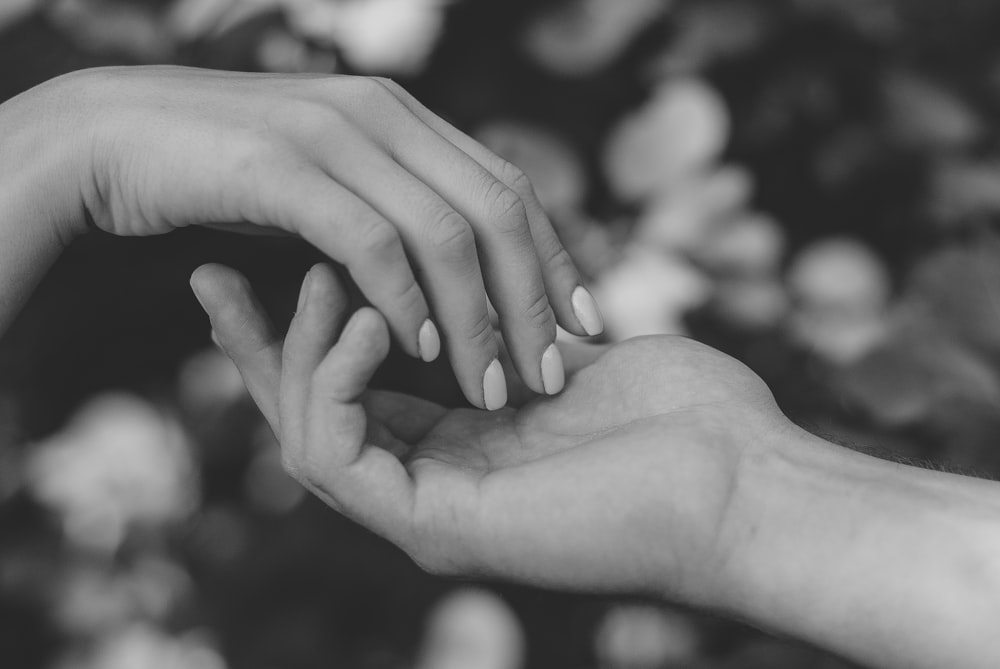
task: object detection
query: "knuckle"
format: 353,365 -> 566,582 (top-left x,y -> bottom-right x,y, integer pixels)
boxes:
426,210 -> 475,256
391,279 -> 425,316
484,181 -> 529,236
465,311 -> 496,349
540,242 -> 578,277
522,290 -> 555,330
357,218 -> 402,258
498,160 -> 532,196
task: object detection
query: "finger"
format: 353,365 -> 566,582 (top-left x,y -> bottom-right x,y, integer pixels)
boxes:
261,164 -> 440,363
189,263 -> 282,432
380,111 -> 562,397
373,77 -> 605,339
304,307 -> 414,540
308,132 -> 505,410
280,264 -> 349,462
364,390 -> 447,442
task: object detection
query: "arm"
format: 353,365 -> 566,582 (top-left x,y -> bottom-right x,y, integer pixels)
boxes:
716,426 -> 1000,668
194,265 -> 1000,669
0,74 -> 86,336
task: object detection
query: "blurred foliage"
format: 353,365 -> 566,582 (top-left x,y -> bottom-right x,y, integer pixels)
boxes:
3,0 -> 1000,668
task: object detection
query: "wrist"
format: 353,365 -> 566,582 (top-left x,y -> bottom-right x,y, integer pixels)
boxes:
708,422 -> 1000,668
0,69 -> 102,245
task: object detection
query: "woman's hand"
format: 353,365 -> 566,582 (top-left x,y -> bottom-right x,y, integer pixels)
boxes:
2,66 -> 604,408
191,263 -> 784,602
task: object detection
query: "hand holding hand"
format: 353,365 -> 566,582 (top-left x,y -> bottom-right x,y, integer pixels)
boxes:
191,263 -> 787,604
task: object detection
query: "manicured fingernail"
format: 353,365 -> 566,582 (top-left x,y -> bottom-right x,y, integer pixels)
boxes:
296,270 -> 313,312
541,343 -> 565,395
483,358 -> 507,411
571,286 -> 604,336
418,319 -> 441,362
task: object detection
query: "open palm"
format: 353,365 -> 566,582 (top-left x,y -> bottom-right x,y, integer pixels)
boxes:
193,263 -> 786,601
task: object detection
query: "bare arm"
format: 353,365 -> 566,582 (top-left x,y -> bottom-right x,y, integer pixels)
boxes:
194,265 -> 1000,669
717,425 -> 1000,668
0,75 -> 87,337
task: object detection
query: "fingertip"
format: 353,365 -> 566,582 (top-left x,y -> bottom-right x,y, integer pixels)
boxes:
483,358 -> 508,411
342,307 -> 391,358
571,285 -> 605,337
418,319 -> 441,363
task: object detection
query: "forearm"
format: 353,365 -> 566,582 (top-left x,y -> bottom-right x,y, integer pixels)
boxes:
0,73 -> 90,338
715,425 -> 1000,668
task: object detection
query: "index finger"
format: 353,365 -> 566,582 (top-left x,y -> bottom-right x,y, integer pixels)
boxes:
372,78 -> 605,339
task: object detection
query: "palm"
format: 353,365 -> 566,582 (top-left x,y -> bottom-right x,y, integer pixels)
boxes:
366,336 -> 782,592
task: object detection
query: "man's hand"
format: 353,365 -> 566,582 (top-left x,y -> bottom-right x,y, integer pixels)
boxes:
191,262 -> 783,601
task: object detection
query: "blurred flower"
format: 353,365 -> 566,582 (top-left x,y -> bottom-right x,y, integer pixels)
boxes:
177,348 -> 247,416
476,121 -> 587,214
791,0 -> 899,41
416,588 -> 524,669
604,79 -> 730,203
257,28 -> 339,72
635,166 -> 753,252
787,238 -> 890,314
286,0 -> 451,75
58,624 -> 227,669
786,238 -> 890,364
244,423 -> 305,514
165,0 -> 235,41
837,320 -> 1000,427
27,394 -> 198,554
593,248 -> 710,340
0,0 -> 39,33
928,159 -> 1000,224
56,558 -> 192,636
712,277 -> 789,330
905,240 -> 1000,358
882,72 -> 982,152
788,306 -> 888,365
522,0 -> 671,77
593,604 -> 699,669
47,0 -> 175,61
696,213 -> 786,276
651,0 -> 769,75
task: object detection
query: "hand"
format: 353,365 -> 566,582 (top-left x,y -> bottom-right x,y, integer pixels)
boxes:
6,66 -> 605,409
191,263 -> 787,603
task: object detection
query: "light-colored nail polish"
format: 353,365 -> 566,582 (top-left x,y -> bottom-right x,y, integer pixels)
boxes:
296,270 -> 313,312
541,343 -> 565,395
418,319 -> 441,362
482,358 -> 507,411
571,286 -> 605,336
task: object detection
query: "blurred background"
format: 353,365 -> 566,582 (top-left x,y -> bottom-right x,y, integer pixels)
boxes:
3,0 -> 1000,667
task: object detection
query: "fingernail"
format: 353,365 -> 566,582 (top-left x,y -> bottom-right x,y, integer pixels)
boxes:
571,286 -> 604,336
541,343 -> 565,395
296,270 -> 313,312
210,329 -> 223,351
482,358 -> 507,411
418,319 -> 441,362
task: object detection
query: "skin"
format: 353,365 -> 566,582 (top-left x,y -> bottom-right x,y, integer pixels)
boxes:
193,264 -> 1000,669
2,66 -> 999,668
0,66 -> 601,408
